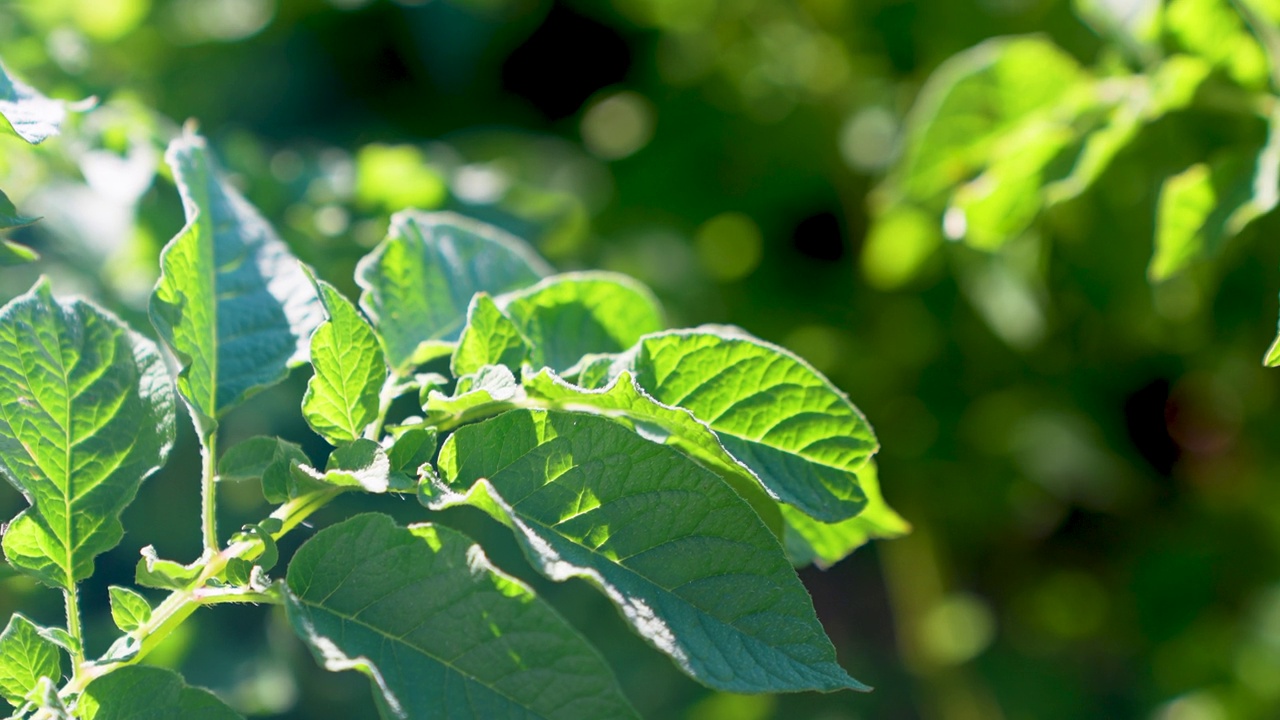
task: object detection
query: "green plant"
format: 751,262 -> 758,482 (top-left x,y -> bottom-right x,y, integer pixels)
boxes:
0,71 -> 906,716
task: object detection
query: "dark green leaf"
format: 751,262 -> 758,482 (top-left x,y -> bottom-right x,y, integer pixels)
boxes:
355,211 -> 550,374
428,410 -> 867,693
284,513 -> 640,720
0,613 -> 62,709
79,666 -> 243,720
302,274 -> 387,445
0,279 -> 175,589
497,272 -> 665,373
149,128 -> 323,437
781,461 -> 911,569
217,436 -> 308,484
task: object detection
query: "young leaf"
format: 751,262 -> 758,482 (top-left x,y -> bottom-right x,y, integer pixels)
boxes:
217,436 -> 308,483
1,189 -> 40,265
0,62 -> 68,144
290,439 -> 406,494
0,279 -> 175,589
135,546 -> 202,590
423,364 -> 524,428
496,272 -> 665,373
149,128 -> 323,437
386,427 -> 437,476
355,211 -> 551,373
302,275 -> 387,445
781,461 -> 911,569
0,613 -> 63,709
451,293 -> 529,377
108,586 -> 153,633
284,512 -> 640,720
427,409 -> 867,694
626,329 -> 878,524
79,665 -> 243,720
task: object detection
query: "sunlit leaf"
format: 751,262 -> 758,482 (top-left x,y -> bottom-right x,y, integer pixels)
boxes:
451,293 -> 529,377
302,275 -> 387,445
0,613 -> 62,709
355,211 -> 551,374
285,513 -> 640,720
781,462 -> 911,568
427,409 -> 867,693
149,128 -> 323,437
0,279 -> 175,589
497,272 -> 665,373
108,586 -> 153,633
0,62 -> 69,144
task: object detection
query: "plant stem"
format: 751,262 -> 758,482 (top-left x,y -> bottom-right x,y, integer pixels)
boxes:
201,431 -> 218,556
62,586 -> 84,668
55,488 -> 343,707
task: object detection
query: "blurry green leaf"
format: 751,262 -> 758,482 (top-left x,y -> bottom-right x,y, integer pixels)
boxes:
627,329 -> 878,523
948,121 -> 1076,250
1148,55 -> 1214,115
285,513 -> 640,720
860,204 -> 943,290
108,586 -> 152,633
150,128 -> 323,437
354,144 -> 447,213
0,61 -> 68,144
0,613 -> 62,709
428,409 -> 867,693
892,36 -> 1085,205
423,364 -> 524,428
80,666 -> 243,720
0,279 -> 175,589
451,293 -> 529,377
0,189 -> 38,232
0,239 -> 39,266
218,436 -> 307,483
782,462 -> 911,569
1074,0 -> 1162,53
497,272 -> 665,373
1167,0 -> 1270,87
136,546 -> 202,590
303,275 -> 387,445
355,211 -> 551,374
1150,113 -> 1278,281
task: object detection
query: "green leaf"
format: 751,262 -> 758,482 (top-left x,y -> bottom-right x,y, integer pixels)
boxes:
149,128 -> 323,437
355,211 -> 551,374
781,461 -> 911,569
1,190 -> 39,249
135,546 -> 202,590
290,439 -> 408,494
626,329 -> 878,524
428,409 -> 866,693
387,427 -> 437,475
284,513 -> 640,720
302,275 -> 387,445
108,586 -> 152,633
217,436 -> 307,483
1074,0 -> 1161,51
0,613 -> 62,709
80,665 -> 243,720
891,36 -> 1085,205
522,368 -> 785,537
1167,0 -> 1270,87
0,239 -> 39,266
497,272 -> 665,373
0,62 -> 68,144
0,279 -> 175,589
451,293 -> 529,377
423,364 -> 524,428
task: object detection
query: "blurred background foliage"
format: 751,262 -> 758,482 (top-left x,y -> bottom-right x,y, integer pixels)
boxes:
3,0 -> 1280,718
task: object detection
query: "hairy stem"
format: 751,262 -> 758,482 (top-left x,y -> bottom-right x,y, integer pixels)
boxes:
201,431 -> 218,556
52,488 -> 343,709
62,586 -> 84,669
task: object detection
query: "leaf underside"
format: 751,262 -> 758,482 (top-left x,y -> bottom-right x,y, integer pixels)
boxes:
285,513 -> 640,720
429,409 -> 867,694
